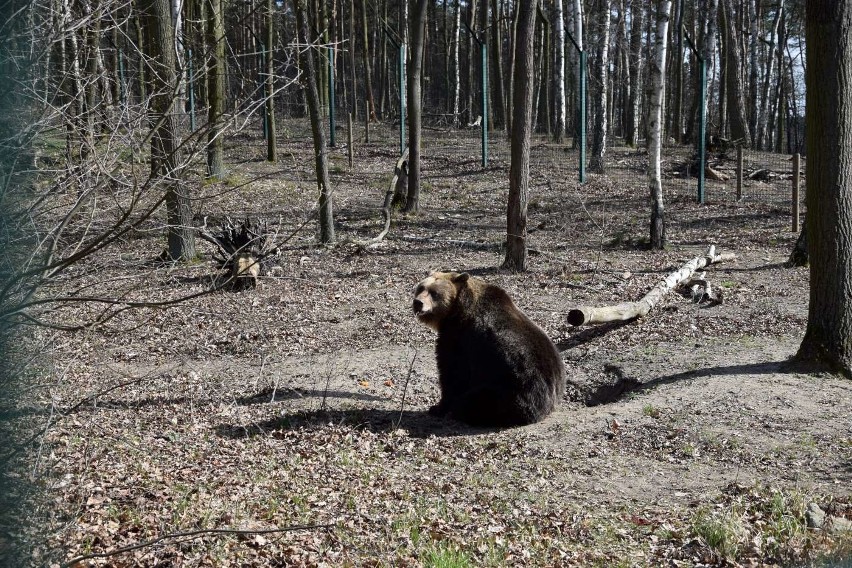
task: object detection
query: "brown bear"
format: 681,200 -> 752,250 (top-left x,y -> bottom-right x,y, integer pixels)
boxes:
412,271 -> 565,427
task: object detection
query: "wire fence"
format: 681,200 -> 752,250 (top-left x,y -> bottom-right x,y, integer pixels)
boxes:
269,116 -> 804,217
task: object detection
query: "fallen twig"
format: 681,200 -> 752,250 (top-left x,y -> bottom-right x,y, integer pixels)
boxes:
60,523 -> 335,568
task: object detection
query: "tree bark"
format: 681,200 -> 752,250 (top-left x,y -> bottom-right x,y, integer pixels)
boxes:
205,0 -> 225,179
590,0 -> 611,173
502,0 -> 537,272
489,0 -> 506,130
756,4 -> 781,149
796,0 -> 852,376
141,0 -> 196,260
295,0 -> 335,243
624,0 -> 644,147
648,0 -> 671,250
554,0 -> 566,142
722,0 -> 750,145
572,0 -> 583,147
361,0 -> 376,121
404,0 -> 429,214
265,0 -> 277,162
451,0 -> 461,126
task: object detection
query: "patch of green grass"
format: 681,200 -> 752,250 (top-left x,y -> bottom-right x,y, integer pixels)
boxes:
763,488 -> 808,556
692,506 -> 747,561
421,541 -> 473,568
642,404 -> 661,418
681,442 -> 698,458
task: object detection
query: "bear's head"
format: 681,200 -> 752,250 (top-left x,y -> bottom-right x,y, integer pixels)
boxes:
412,271 -> 470,331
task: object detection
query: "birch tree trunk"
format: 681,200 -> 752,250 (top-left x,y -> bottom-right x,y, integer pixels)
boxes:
554,0 -> 566,142
590,0 -> 611,173
503,0 -> 538,272
451,0 -> 461,126
466,0 -> 477,125
648,0 -> 672,250
573,0 -> 583,146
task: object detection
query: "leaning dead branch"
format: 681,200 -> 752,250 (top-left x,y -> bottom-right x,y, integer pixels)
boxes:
567,245 -> 736,326
197,217 -> 275,288
350,148 -> 409,249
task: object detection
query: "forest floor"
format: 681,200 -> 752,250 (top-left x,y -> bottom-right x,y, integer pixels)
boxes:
21,120 -> 852,566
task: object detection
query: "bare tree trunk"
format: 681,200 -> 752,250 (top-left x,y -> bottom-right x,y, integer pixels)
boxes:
796,0 -> 852,376
295,0 -> 335,243
82,0 -> 100,157
478,0 -> 491,129
701,0 -> 719,145
648,0 -> 672,250
572,0 -> 583,147
134,9 -> 146,105
265,0 -> 277,161
747,0 -> 759,146
466,0 -> 477,124
672,0 -> 683,142
756,4 -> 781,149
507,0 -> 518,134
554,0 -> 566,142
141,0 -> 196,260
489,0 -> 506,130
624,0 -> 643,147
205,0 -> 225,178
722,0 -> 750,144
774,6 -> 786,153
503,0 -> 538,272
361,0 -> 376,121
404,0 -> 428,214
590,0 -> 611,173
451,0 -> 461,126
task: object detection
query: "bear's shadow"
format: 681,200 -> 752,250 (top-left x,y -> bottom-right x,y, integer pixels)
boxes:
214,407 -> 506,440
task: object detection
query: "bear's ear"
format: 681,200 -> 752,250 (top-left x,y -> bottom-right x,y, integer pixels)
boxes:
452,272 -> 470,284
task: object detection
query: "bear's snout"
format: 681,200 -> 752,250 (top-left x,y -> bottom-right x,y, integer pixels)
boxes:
412,298 -> 426,314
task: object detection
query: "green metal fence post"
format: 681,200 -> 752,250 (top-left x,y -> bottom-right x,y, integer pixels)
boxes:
481,40 -> 487,168
328,46 -> 336,147
698,58 -> 706,204
579,50 -> 586,184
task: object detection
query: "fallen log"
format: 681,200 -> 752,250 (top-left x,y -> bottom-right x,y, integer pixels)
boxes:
567,245 -> 736,326
705,165 -> 730,181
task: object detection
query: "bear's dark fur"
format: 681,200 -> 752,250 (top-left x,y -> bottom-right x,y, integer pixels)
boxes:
412,271 -> 565,427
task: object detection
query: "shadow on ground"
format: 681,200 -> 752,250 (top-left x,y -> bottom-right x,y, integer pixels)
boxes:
215,407 -> 504,440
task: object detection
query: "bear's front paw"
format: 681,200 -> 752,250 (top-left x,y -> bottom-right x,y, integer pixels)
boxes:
428,403 -> 449,416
